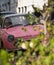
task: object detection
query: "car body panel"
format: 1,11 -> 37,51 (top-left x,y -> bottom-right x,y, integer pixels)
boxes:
0,29 -> 16,50
4,25 -> 43,38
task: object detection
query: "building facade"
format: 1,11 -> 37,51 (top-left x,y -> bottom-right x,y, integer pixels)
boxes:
0,0 -> 17,12
0,0 -> 48,13
0,0 -> 9,11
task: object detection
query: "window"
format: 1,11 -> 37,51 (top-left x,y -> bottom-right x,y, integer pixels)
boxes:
25,6 -> 27,12
18,8 -> 20,13
4,17 -> 12,27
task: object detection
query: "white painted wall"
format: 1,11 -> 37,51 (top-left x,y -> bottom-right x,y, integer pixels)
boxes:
33,0 -> 48,10
16,0 -> 48,13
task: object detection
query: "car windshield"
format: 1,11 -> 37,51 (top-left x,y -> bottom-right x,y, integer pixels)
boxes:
10,15 -> 30,26
4,15 -> 36,28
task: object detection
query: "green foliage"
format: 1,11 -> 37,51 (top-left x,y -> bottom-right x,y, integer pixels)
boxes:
25,13 -> 36,25
0,50 -> 10,65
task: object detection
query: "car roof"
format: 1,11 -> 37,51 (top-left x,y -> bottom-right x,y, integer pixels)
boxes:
2,13 -> 27,18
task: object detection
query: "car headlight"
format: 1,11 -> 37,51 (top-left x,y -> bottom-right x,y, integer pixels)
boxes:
8,35 -> 14,42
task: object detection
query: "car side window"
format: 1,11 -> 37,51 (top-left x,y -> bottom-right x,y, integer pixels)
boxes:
4,17 -> 12,27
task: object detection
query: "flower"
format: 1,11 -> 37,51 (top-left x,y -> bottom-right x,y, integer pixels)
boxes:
29,42 -> 33,48
21,43 -> 27,49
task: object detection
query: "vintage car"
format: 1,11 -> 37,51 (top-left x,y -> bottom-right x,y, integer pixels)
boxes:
0,13 -> 44,51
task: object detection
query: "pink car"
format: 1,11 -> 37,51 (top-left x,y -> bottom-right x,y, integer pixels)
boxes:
0,14 -> 43,51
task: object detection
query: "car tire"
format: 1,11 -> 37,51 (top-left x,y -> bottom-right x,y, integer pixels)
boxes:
0,39 -> 3,49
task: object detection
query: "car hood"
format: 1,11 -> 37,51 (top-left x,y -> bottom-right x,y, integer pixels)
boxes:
4,25 -> 43,39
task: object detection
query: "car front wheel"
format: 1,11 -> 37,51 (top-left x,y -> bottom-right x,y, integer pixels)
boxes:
0,39 -> 3,49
